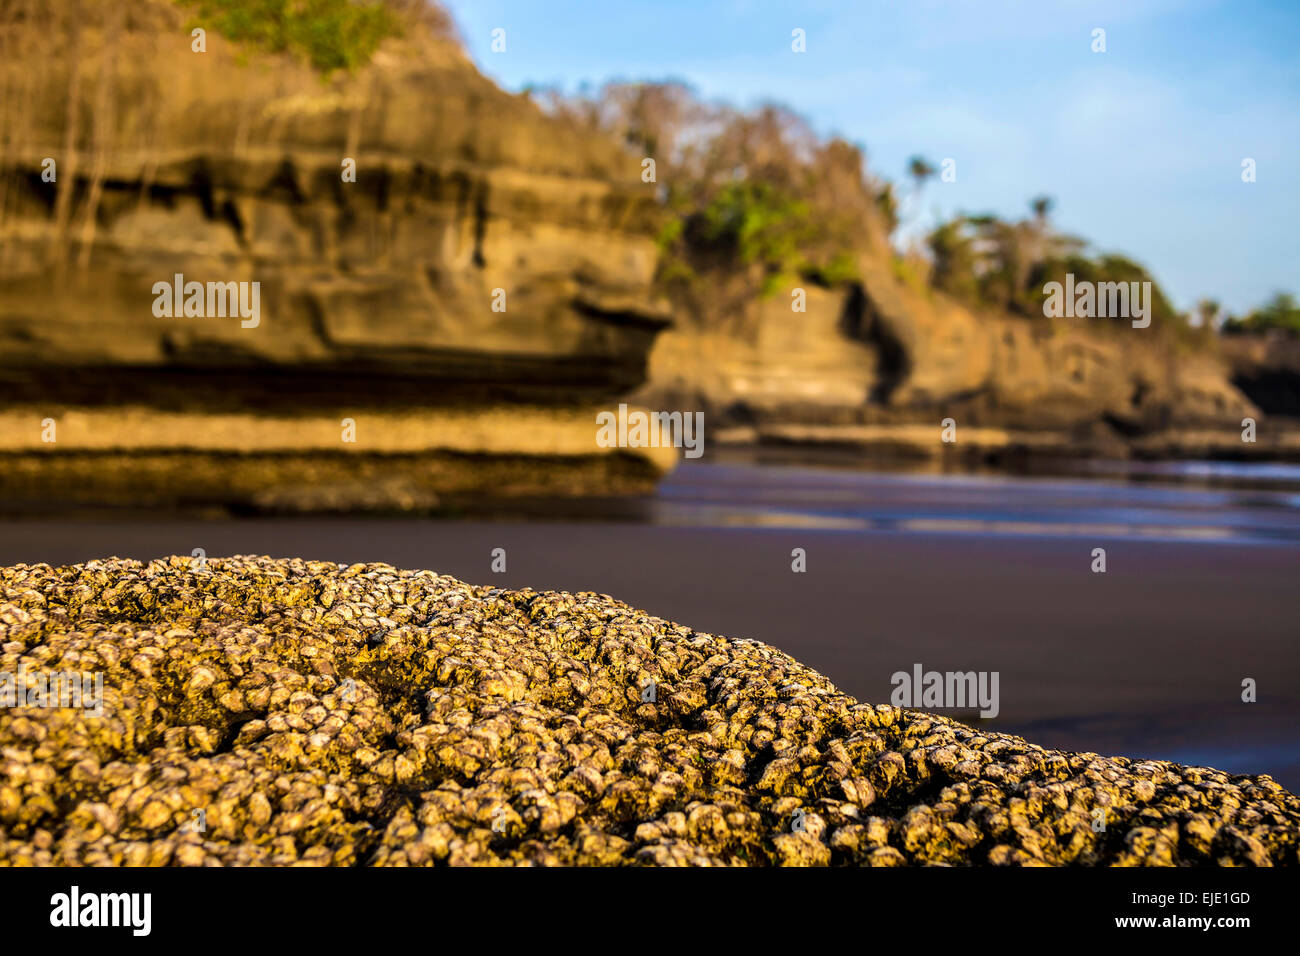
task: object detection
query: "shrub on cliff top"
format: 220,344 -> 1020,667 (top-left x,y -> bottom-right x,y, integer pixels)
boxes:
540,84 -> 885,308
537,77 -> 1213,341
174,0 -> 404,73
690,180 -> 858,295
1222,292 -> 1300,336
928,202 -> 1189,336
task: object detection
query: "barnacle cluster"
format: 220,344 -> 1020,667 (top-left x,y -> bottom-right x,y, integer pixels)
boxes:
1,556 -> 1296,866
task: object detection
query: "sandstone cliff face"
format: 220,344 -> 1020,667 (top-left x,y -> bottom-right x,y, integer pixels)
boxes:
0,4 -> 675,512
0,1 -> 1284,478
0,3 -> 668,409
1221,334 -> 1300,419
636,250 -> 1268,458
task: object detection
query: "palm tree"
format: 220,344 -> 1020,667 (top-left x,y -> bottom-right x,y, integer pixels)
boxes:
907,156 -> 937,194
1196,299 -> 1221,330
902,156 -> 938,235
1014,196 -> 1063,304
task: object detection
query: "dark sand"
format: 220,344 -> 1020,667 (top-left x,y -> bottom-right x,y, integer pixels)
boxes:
2,460 -> 1297,788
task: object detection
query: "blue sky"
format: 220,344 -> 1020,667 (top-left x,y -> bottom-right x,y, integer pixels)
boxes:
441,0 -> 1298,315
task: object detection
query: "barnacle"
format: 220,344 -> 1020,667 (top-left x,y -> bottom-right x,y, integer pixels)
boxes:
0,556 -> 1295,866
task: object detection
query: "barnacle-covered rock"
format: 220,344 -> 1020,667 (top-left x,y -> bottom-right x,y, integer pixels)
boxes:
0,556 -> 1297,866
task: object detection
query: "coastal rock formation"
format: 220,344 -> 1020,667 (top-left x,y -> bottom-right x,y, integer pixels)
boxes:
0,2 -> 673,510
0,2 -> 668,408
0,405 -> 675,513
2,555 -> 1296,866
636,254 -> 1272,459
1221,334 -> 1300,419
1,0 -> 1293,484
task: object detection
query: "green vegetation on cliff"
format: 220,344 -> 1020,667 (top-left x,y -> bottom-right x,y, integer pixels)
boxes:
540,83 -> 1224,343
927,199 -> 1187,334
174,0 -> 405,73
541,84 -> 888,309
1222,292 -> 1300,336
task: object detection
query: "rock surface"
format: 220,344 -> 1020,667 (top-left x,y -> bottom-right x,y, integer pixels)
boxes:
634,256 -> 1286,460
0,405 -> 674,514
0,3 -> 675,510
1221,334 -> 1300,420
0,3 -> 668,408
1,556 -> 1296,866
4,0 -> 1294,491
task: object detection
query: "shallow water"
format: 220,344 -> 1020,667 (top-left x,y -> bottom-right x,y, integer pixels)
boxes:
2,456 -> 1297,788
648,457 -> 1300,543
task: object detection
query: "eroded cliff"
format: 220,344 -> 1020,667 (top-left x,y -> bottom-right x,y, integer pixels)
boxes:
634,252 -> 1280,461
0,1 -> 676,511
0,1 -> 668,408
